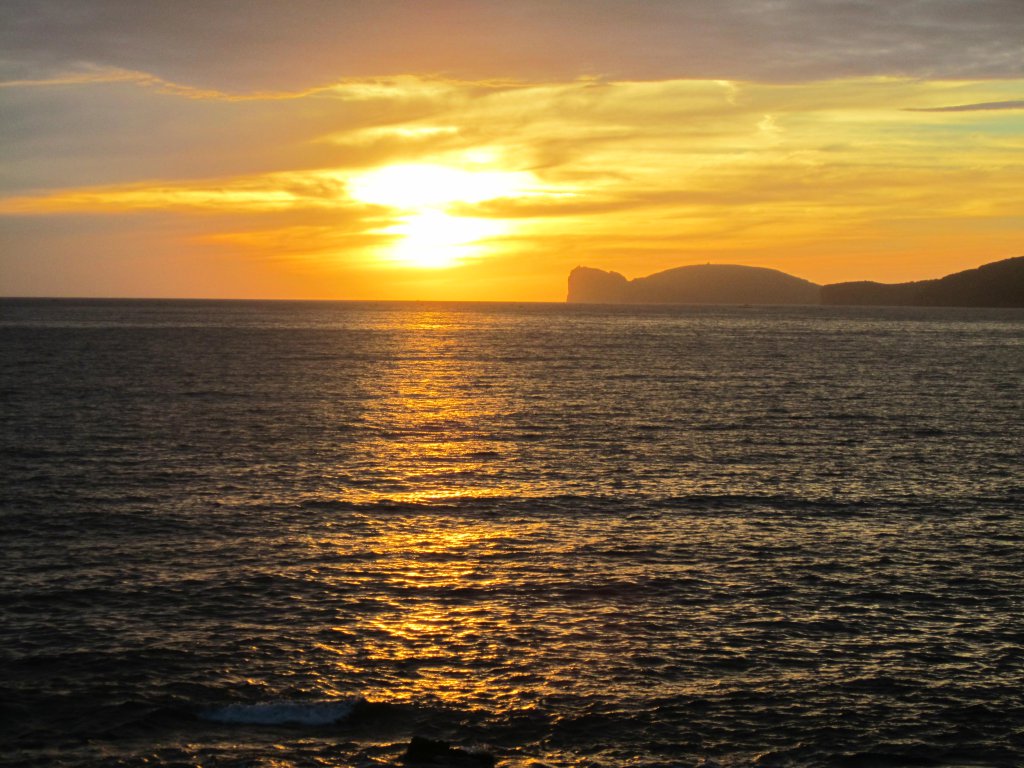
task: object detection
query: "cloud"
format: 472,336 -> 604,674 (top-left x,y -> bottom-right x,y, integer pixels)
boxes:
0,66 -> 238,99
2,0 -> 1022,93
906,99 -> 1024,112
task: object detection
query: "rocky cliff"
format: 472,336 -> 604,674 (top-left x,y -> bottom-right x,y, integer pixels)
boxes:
821,256 -> 1024,307
567,264 -> 821,305
568,256 -> 1024,307
566,266 -> 631,303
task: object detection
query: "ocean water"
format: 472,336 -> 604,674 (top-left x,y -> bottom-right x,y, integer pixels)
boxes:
1,298 -> 1022,768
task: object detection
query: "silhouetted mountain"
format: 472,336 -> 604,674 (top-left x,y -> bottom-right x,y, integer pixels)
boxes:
568,256 -> 1024,307
822,256 -> 1024,307
567,264 -> 821,305
567,267 -> 632,303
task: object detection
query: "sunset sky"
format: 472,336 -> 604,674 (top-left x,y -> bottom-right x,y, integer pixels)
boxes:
2,0 -> 1022,300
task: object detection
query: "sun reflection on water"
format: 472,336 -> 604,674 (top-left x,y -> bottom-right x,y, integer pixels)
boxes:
309,310 -> 557,711
322,511 -> 564,715
339,310 -> 531,505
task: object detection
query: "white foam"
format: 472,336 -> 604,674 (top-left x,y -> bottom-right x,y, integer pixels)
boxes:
200,698 -> 360,726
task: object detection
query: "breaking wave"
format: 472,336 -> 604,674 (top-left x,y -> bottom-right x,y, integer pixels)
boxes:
199,698 -> 362,726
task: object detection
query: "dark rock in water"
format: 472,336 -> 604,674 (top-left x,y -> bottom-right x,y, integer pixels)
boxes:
403,736 -> 496,767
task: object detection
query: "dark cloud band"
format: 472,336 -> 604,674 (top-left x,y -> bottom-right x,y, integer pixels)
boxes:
2,0 -> 1023,90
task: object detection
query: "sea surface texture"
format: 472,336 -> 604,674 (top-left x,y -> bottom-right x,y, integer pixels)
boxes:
1,299 -> 1022,767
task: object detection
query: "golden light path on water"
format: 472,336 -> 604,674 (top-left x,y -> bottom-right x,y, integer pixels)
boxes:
282,308 -> 719,750
304,309 -> 584,723
341,310 -> 530,504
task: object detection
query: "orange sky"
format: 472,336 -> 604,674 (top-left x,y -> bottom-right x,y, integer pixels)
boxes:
1,2 -> 1022,300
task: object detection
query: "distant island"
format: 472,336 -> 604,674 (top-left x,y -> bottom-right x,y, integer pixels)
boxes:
567,256 -> 1024,307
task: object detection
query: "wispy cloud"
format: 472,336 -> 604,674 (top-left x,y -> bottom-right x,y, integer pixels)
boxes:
906,99 -> 1024,112
0,66 -> 256,100
0,65 -> 459,102
0,166 -> 381,215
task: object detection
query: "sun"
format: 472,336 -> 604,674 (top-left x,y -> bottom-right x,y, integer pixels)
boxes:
381,211 -> 508,269
349,163 -> 531,208
348,163 -> 532,268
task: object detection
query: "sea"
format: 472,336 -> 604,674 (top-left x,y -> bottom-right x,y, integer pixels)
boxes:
1,298 -> 1022,768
